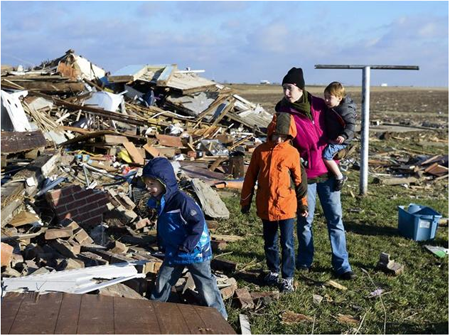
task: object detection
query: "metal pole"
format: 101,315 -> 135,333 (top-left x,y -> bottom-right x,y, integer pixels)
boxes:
360,66 -> 371,195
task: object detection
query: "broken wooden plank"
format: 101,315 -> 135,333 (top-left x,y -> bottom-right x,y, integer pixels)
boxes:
3,79 -> 85,93
53,99 -> 148,127
156,64 -> 177,86
9,211 -> 41,228
424,163 -> 448,177
239,314 -> 251,334
165,72 -> 217,94
103,134 -> 129,145
108,65 -> 152,83
155,134 -> 184,148
123,142 -> 145,165
234,288 -> 254,309
143,143 -> 161,158
210,234 -> 245,242
374,176 -> 419,186
1,131 -> 47,154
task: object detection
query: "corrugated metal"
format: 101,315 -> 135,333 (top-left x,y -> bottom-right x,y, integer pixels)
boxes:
2,262 -> 145,295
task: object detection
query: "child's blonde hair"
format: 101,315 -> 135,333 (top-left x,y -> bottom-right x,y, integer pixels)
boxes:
324,81 -> 346,99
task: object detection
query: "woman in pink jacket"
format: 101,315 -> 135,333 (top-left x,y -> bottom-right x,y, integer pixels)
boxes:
273,67 -> 356,280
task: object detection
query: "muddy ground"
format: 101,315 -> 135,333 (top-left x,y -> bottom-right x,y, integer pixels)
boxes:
229,84 -> 448,132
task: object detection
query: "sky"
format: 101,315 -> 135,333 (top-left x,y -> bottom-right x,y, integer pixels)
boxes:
1,1 -> 448,87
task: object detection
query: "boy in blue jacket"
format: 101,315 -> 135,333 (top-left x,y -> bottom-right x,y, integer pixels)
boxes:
142,157 -> 227,320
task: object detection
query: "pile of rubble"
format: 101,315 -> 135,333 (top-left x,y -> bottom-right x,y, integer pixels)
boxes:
1,50 -> 447,318
0,49 -> 274,307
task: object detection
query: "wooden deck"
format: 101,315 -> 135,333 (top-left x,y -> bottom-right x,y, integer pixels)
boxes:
1,292 -> 235,334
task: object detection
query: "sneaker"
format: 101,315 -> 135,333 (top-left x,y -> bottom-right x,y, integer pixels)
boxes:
280,278 -> 295,293
264,272 -> 279,286
338,271 -> 357,280
334,175 -> 348,192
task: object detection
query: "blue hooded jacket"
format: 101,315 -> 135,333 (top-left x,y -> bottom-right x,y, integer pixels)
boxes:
143,157 -> 212,265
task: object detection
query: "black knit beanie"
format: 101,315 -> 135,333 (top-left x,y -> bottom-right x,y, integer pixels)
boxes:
282,67 -> 305,90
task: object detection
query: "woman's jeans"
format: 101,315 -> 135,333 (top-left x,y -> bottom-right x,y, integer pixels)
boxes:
296,177 -> 352,275
150,259 -> 228,320
262,218 -> 295,279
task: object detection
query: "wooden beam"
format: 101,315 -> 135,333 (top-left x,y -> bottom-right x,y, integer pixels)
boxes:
123,142 -> 145,165
108,65 -> 151,83
1,131 -> 47,154
53,99 -> 148,127
156,64 -> 177,86
3,79 -> 85,93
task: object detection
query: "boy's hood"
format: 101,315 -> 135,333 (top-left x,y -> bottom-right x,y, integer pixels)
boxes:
142,157 -> 178,199
267,112 -> 297,139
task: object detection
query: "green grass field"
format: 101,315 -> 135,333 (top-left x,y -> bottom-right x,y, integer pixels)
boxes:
212,143 -> 448,334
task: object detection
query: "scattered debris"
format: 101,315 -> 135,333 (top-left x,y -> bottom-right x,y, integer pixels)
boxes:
324,280 -> 347,291
376,252 -> 405,276
336,314 -> 360,326
424,245 -> 449,258
239,314 -> 252,334
313,294 -> 324,305
281,310 -> 313,324
368,288 -> 385,298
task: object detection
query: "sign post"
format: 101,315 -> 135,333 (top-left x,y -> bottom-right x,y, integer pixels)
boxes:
315,64 -> 419,195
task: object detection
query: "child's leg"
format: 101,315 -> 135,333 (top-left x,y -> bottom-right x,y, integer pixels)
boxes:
150,261 -> 184,302
323,144 -> 344,179
189,260 -> 228,320
324,159 -> 343,179
279,218 -> 295,279
262,219 -> 280,274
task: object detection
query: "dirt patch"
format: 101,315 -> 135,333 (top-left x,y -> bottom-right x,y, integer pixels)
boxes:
229,84 -> 448,130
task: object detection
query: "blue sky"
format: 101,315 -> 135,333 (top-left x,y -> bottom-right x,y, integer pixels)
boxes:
1,1 -> 448,87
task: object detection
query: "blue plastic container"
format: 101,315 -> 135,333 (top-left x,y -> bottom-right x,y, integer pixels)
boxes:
398,203 -> 442,241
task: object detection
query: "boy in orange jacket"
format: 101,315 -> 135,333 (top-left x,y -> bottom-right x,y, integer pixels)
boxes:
241,113 -> 308,293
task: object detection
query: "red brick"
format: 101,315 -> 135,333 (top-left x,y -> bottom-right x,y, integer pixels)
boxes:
46,189 -> 62,206
1,243 -> 14,267
87,208 -> 107,219
75,190 -> 94,199
45,228 -> 74,240
55,204 -> 67,213
47,185 -> 82,207
72,212 -> 89,223
67,185 -> 83,194
59,194 -> 75,204
57,210 -> 78,221
85,193 -> 107,204
96,198 -> 109,207
65,199 -> 87,211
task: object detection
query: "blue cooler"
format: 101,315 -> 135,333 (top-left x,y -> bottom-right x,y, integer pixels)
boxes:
398,204 -> 442,241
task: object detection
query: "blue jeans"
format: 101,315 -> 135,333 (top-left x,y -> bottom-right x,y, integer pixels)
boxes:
323,143 -> 347,160
262,218 -> 295,279
296,177 -> 352,275
150,259 -> 228,320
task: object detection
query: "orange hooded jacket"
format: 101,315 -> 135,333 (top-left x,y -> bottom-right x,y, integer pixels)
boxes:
240,113 -> 307,221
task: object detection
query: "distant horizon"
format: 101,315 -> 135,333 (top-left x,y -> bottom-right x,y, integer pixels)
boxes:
1,59 -> 447,89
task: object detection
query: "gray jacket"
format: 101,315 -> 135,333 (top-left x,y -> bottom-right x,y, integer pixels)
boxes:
325,95 -> 356,144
